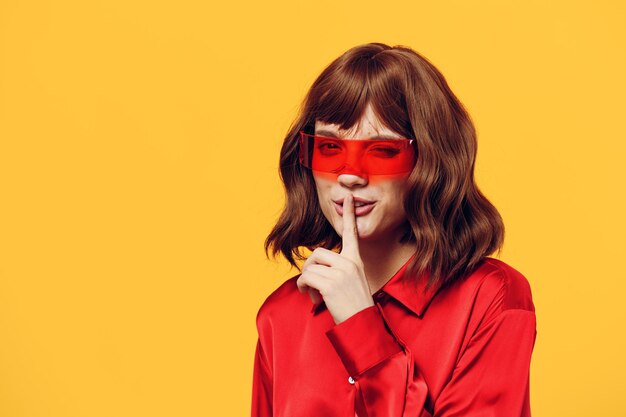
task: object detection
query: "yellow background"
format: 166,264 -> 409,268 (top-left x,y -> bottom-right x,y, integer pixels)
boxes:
1,0 -> 624,416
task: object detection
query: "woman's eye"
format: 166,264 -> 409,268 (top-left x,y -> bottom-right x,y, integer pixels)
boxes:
369,146 -> 401,157
317,142 -> 343,155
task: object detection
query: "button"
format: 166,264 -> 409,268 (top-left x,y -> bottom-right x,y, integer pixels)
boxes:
375,292 -> 386,300
348,376 -> 355,384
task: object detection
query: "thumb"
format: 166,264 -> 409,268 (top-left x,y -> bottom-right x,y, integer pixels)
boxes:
308,287 -> 322,306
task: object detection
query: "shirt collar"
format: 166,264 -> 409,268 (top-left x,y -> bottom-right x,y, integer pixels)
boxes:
310,252 -> 440,317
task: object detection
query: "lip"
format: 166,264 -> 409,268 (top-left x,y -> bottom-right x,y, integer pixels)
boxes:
333,199 -> 376,217
333,196 -> 375,205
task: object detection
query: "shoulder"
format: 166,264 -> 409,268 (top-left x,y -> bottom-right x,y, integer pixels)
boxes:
255,273 -> 307,329
453,257 -> 535,327
484,257 -> 535,311
478,257 -> 535,312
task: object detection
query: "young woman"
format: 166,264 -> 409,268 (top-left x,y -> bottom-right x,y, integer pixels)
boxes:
252,42 -> 537,417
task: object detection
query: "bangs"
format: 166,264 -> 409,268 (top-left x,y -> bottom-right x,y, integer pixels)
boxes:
307,52 -> 415,139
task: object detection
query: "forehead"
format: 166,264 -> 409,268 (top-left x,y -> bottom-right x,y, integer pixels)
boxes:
314,104 -> 403,139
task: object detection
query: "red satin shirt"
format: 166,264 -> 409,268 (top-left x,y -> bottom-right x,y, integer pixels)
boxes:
251,255 -> 537,417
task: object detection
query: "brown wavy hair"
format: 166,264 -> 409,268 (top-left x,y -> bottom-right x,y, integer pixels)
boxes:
264,42 -> 504,293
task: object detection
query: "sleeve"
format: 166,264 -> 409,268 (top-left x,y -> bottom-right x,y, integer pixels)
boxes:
325,303 -> 432,417
434,309 -> 537,417
251,337 -> 273,417
325,305 -> 537,417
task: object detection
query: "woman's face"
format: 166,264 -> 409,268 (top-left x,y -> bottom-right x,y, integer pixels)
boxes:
313,103 -> 412,242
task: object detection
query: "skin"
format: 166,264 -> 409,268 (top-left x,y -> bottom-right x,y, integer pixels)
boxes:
296,103 -> 418,325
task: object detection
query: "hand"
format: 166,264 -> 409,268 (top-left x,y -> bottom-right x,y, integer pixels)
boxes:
296,193 -> 375,324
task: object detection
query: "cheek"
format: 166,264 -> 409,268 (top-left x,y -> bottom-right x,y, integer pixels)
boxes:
312,175 -> 333,215
312,175 -> 328,198
368,175 -> 403,185
379,183 -> 409,218
312,171 -> 336,185
378,177 -> 408,197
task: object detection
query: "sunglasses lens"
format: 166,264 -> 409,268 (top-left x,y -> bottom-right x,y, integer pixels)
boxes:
299,133 -> 415,175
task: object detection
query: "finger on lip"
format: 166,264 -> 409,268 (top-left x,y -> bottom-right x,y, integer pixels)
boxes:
340,193 -> 360,258
344,193 -> 351,209
334,200 -> 373,210
335,197 -> 374,206
343,195 -> 352,226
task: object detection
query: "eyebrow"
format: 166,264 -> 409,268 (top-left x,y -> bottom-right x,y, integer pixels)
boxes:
314,129 -> 403,140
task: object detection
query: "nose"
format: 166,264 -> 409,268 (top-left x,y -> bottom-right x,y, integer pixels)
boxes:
337,148 -> 368,186
337,172 -> 368,188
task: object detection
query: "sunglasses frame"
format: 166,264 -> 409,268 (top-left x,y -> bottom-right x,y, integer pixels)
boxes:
298,130 -> 418,175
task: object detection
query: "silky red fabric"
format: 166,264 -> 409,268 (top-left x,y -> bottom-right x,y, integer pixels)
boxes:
251,255 -> 537,417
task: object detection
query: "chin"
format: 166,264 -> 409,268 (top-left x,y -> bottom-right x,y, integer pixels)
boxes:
337,219 -> 377,240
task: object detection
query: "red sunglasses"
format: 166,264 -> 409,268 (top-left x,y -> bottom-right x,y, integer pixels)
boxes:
298,131 -> 417,175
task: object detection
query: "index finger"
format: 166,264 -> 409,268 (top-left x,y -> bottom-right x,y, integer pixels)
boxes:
340,193 -> 361,262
